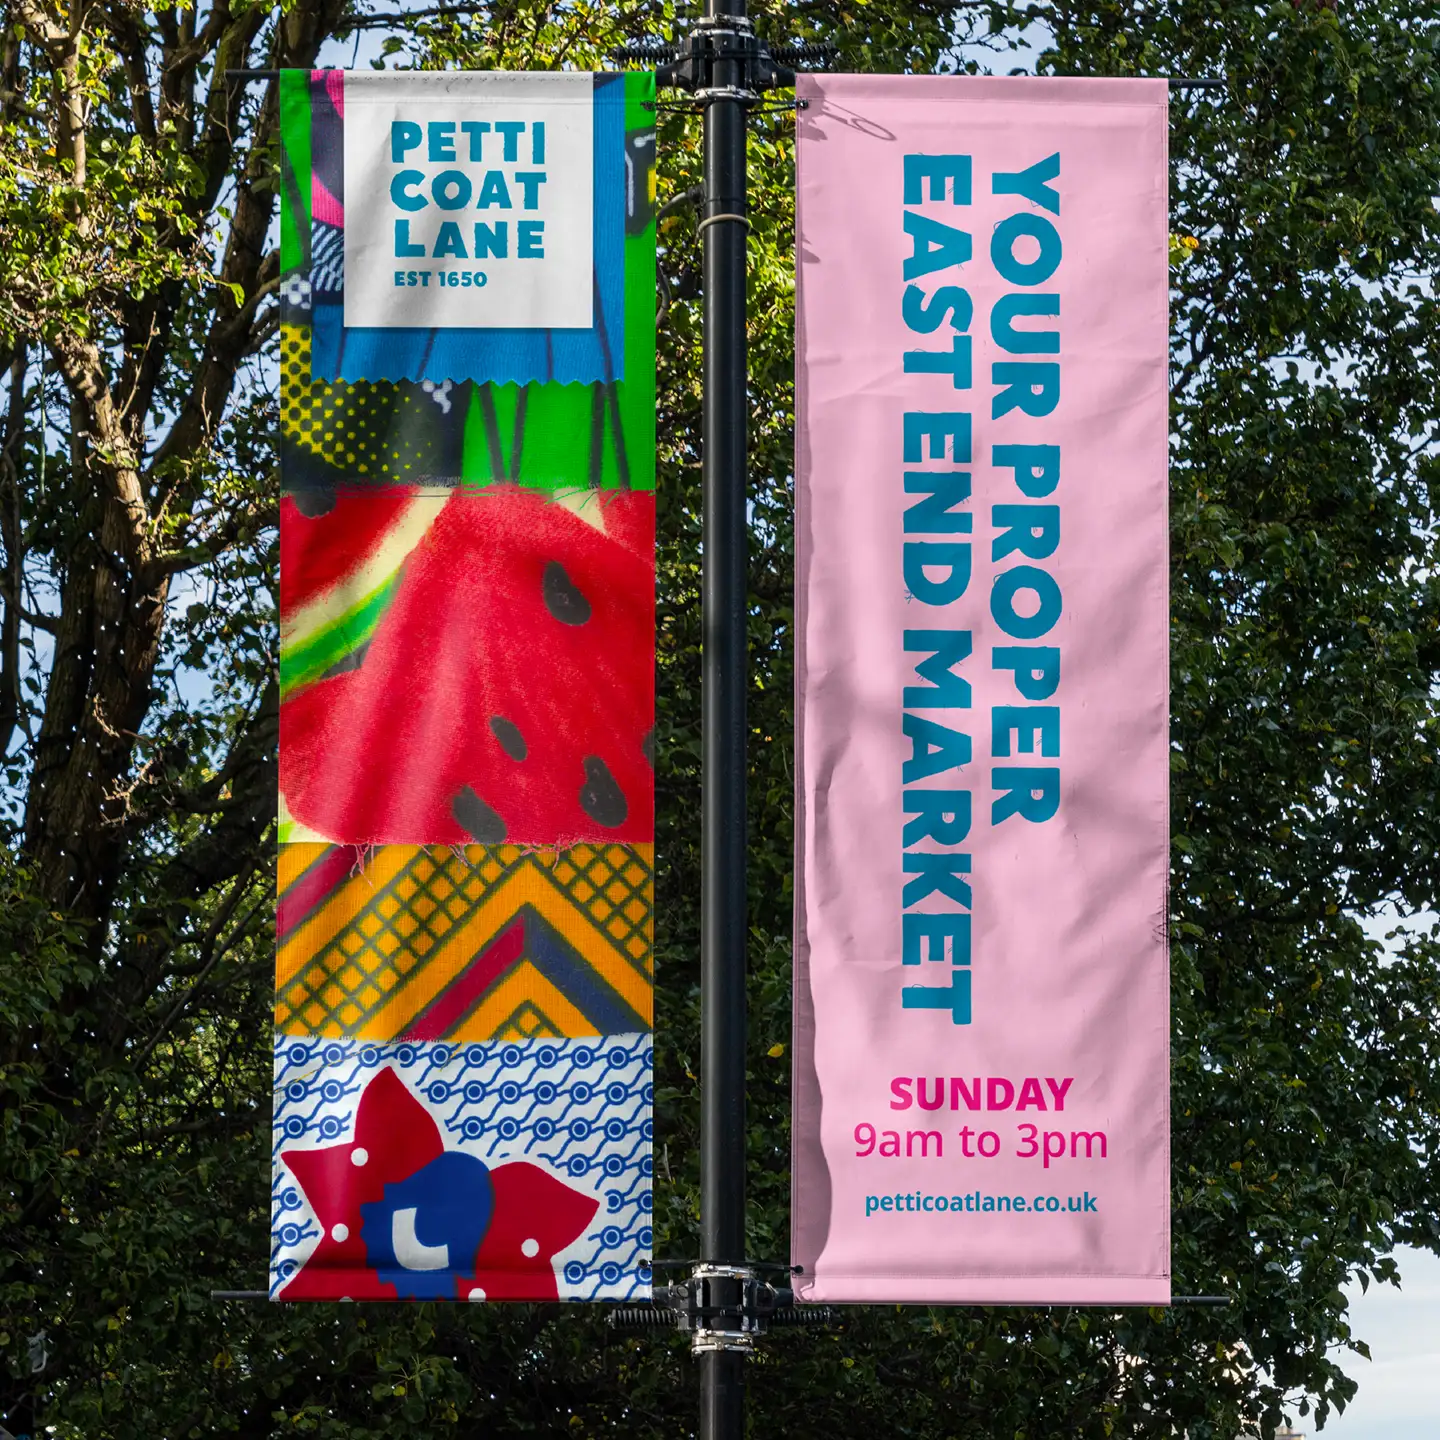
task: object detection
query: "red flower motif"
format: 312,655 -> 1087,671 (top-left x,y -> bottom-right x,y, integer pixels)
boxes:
279,1065 -> 599,1302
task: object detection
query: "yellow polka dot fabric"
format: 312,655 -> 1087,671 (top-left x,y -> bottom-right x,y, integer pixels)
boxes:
281,323 -> 465,486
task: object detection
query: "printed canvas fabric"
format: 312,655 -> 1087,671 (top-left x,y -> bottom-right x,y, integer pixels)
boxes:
274,69 -> 657,1305
272,1038 -> 653,1302
792,75 -> 1170,1305
278,486 -> 655,846
277,69 -> 655,491
275,844 -> 653,1041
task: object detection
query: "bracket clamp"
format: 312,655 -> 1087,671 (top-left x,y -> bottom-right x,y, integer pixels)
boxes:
613,29 -> 835,96
642,1264 -> 791,1353
604,1264 -> 835,1340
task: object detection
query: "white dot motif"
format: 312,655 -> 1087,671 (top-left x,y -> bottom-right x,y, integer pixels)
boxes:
520,1239 -> 540,1258
332,1223 -> 350,1242
350,1148 -> 368,1167
468,1287 -> 487,1302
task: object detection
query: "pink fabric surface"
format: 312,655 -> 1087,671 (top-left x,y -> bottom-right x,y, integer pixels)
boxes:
321,67 -> 344,116
792,74 -> 1171,1304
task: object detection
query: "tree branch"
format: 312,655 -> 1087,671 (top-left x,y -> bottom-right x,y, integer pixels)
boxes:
0,348 -> 25,756
339,4 -> 492,30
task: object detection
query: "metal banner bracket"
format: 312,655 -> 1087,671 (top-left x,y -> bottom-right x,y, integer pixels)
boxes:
606,1264 -> 835,1347
613,27 -> 835,99
677,1265 -> 772,1353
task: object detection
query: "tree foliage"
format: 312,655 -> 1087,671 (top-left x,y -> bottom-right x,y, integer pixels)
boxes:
1,0 -> 1437,1436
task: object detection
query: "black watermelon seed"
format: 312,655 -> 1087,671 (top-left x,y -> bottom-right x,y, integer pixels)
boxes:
292,487 -> 336,518
641,728 -> 654,767
543,560 -> 591,625
489,715 -> 527,761
578,756 -> 628,828
451,786 -> 507,843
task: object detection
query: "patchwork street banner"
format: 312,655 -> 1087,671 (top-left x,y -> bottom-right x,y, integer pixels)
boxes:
273,69 -> 657,1303
792,76 -> 1170,1304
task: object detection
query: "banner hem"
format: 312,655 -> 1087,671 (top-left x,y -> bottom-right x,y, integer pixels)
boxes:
793,1276 -> 1172,1306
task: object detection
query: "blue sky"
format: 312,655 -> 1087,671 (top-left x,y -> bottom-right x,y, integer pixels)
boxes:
1316,1245 -> 1440,1438
1314,913 -> 1440,1435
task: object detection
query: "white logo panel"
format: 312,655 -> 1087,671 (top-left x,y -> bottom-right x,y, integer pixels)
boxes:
343,71 -> 594,331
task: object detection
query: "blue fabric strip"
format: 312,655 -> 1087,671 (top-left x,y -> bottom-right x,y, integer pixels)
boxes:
312,75 -> 625,387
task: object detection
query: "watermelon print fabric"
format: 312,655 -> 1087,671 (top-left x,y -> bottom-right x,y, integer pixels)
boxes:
279,486 -> 655,846
273,70 -> 656,1306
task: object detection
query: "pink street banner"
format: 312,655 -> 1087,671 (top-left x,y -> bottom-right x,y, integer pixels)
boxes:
792,75 -> 1170,1305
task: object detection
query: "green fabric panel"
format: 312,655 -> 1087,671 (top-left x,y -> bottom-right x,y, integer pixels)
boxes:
520,381 -> 605,488
462,379 -> 613,489
613,71 -> 658,490
461,383 -> 517,484
458,72 -> 656,491
460,386 -> 491,483
625,70 -> 656,131
279,70 -> 312,277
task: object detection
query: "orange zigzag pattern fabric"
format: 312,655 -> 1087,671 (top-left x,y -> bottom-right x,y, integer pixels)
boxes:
276,843 -> 653,1042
